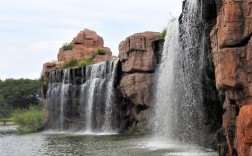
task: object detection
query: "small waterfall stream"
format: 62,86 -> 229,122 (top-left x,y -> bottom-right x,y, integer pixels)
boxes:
154,0 -> 206,144
45,59 -> 121,133
154,19 -> 180,139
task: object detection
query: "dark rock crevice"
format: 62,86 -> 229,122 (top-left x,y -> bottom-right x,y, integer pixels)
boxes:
221,34 -> 252,49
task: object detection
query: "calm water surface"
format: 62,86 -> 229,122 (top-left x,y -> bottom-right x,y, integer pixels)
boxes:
0,126 -> 218,156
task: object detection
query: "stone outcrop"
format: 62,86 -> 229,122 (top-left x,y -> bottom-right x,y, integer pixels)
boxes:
58,29 -> 112,64
42,29 -> 113,82
119,31 -> 159,132
209,0 -> 252,155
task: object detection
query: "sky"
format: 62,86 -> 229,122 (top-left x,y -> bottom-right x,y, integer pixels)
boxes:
0,0 -> 184,80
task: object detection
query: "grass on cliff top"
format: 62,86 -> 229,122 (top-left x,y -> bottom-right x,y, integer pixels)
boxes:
62,59 -> 78,69
78,57 -> 94,67
12,105 -> 44,134
62,57 -> 95,69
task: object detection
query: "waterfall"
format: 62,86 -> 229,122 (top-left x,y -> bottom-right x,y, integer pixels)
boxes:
154,19 -> 181,139
154,0 -> 206,144
45,59 -> 121,133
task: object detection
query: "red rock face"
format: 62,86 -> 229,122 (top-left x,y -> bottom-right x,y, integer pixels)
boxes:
210,0 -> 252,155
120,73 -> 153,106
236,105 -> 252,156
119,32 -> 159,73
119,31 -> 159,132
58,29 -> 112,63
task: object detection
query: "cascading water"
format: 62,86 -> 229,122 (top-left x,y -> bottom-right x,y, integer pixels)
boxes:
154,0 -> 208,144
45,59 -> 121,133
154,19 -> 180,139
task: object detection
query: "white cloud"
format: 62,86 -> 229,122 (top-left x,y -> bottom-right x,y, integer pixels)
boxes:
0,0 -> 184,80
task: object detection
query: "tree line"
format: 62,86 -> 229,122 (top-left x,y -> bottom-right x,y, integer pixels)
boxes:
0,78 -> 42,118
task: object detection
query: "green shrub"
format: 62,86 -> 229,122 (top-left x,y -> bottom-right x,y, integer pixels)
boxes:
97,48 -> 106,55
62,43 -> 73,51
63,59 -> 78,69
157,28 -> 167,39
78,57 -> 94,67
12,106 -> 44,133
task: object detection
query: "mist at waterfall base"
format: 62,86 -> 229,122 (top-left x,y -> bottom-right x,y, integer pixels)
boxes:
45,60 -> 122,134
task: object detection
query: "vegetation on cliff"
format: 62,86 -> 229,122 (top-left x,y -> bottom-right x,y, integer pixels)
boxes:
97,48 -> 106,55
157,28 -> 167,39
78,57 -> 94,67
62,59 -> 78,69
63,56 -> 95,69
62,43 -> 73,51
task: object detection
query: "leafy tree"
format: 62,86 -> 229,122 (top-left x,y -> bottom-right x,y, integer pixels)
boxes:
0,95 -> 12,118
0,79 -> 42,117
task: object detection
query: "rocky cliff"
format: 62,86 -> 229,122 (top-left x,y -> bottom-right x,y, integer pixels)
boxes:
42,29 -> 160,133
209,0 -> 252,155
42,29 -> 113,83
119,31 -> 159,133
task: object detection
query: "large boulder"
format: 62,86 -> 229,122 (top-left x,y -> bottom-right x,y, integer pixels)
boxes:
119,31 -> 159,132
119,32 -> 159,73
58,29 -> 112,63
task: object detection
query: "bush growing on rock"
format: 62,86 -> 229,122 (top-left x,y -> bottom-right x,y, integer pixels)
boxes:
78,57 -> 94,67
97,48 -> 106,55
63,59 -> 78,69
158,28 -> 167,39
62,43 -> 73,51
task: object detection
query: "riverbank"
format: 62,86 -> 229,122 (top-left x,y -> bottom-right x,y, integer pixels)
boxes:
0,119 -> 15,126
0,121 -> 15,126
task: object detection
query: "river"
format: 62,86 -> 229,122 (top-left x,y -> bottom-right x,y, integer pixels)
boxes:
0,126 -> 218,156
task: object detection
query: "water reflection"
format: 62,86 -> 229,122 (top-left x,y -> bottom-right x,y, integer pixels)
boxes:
0,126 -> 218,156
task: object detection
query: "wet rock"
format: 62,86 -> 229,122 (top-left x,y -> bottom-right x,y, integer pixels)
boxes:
152,39 -> 164,64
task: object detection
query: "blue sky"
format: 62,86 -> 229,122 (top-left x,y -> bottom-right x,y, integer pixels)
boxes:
0,0 -> 183,80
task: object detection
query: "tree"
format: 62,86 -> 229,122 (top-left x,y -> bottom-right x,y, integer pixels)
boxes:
0,95 -> 12,118
0,79 -> 42,117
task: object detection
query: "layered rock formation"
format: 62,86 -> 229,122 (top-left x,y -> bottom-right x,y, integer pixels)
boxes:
58,29 -> 112,64
209,0 -> 252,155
42,29 -> 113,82
119,31 -> 159,132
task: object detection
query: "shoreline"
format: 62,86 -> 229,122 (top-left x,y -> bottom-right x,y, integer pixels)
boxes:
0,122 -> 16,126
